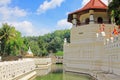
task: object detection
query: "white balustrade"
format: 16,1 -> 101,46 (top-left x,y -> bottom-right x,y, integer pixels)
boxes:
34,58 -> 51,65
0,58 -> 52,80
0,59 -> 36,80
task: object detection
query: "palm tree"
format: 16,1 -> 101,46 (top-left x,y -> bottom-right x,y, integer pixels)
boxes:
0,23 -> 16,56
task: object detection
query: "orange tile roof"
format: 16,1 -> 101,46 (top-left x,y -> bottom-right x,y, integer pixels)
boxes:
69,0 -> 107,14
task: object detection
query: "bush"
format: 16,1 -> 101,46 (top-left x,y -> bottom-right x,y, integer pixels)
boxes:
55,51 -> 63,56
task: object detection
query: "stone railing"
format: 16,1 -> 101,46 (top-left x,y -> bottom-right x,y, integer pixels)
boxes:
0,59 -> 36,80
34,58 -> 51,65
0,58 -> 52,80
105,40 -> 120,50
34,58 -> 52,76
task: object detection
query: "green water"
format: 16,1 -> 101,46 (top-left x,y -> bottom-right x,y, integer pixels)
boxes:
35,73 -> 62,80
35,64 -> 93,80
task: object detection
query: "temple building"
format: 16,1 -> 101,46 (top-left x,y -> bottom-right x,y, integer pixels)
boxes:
63,0 -> 120,78
68,0 -> 110,25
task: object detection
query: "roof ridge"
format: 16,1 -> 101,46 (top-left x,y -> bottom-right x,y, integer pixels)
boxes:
69,0 -> 107,15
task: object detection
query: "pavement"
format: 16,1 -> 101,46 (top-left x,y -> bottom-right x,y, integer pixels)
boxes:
93,71 -> 120,80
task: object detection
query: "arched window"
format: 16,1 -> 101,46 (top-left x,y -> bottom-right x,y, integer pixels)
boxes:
97,17 -> 103,23
85,18 -> 89,24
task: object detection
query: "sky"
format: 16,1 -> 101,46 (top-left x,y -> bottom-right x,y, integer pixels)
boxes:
0,0 -> 108,36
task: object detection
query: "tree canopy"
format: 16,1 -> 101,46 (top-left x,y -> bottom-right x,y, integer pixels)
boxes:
108,0 -> 120,25
25,29 -> 70,56
0,23 -> 70,57
0,23 -> 26,56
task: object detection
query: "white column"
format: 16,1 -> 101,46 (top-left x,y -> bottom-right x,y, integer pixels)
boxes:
72,14 -> 77,27
64,38 -> 67,45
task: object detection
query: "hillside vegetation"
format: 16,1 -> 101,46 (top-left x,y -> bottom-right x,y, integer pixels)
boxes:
0,23 -> 70,57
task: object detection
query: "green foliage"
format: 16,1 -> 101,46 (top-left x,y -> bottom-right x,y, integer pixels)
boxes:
42,29 -> 70,55
56,51 -> 63,56
0,23 -> 28,56
108,0 -> 120,25
0,23 -> 70,57
24,29 -> 70,56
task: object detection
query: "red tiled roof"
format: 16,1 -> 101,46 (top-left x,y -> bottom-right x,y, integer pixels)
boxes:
69,0 -> 107,14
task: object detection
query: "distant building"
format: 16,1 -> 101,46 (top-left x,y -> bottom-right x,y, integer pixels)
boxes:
64,0 -> 120,76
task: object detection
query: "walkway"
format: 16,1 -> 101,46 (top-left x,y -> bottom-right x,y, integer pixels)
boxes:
92,71 -> 120,80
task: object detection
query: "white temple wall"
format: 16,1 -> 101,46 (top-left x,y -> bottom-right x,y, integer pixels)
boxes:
104,40 -> 120,74
64,24 -> 120,75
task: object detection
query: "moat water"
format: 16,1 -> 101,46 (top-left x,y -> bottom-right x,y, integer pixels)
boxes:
35,64 -> 93,80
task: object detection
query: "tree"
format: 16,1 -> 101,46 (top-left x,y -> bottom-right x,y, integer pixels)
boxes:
0,23 -> 24,56
108,0 -> 120,25
29,41 -> 40,56
46,29 -> 70,54
8,31 -> 24,55
22,29 -> 70,57
38,36 -> 47,56
0,23 -> 16,56
46,37 -> 61,53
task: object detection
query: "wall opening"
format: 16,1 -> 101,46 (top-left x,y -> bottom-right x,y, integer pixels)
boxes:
85,18 -> 90,24
97,17 -> 103,23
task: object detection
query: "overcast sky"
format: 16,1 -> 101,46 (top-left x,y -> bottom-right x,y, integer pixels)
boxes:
0,0 -> 108,36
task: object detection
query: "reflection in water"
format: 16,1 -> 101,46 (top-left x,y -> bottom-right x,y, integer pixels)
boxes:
35,64 -> 93,80
51,64 -> 63,73
63,72 -> 93,80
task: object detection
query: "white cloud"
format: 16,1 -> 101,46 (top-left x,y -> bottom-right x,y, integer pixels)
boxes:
0,21 -> 51,36
0,0 -> 27,20
0,0 -> 11,6
57,19 -> 72,29
0,0 -> 51,36
11,21 -> 33,36
82,0 -> 89,7
12,7 -> 27,17
0,6 -> 27,20
82,0 -> 108,7
37,0 -> 64,14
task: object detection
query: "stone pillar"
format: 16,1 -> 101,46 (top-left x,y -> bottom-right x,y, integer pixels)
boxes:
64,38 -> 67,45
0,56 -> 1,61
72,14 -> 77,27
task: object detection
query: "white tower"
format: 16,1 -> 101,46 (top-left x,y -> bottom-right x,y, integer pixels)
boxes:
26,46 -> 33,57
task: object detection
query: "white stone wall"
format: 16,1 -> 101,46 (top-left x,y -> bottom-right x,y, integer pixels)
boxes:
104,40 -> 120,74
34,58 -> 51,65
64,24 -> 120,76
0,59 -> 35,80
34,58 -> 52,76
0,58 -> 52,80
